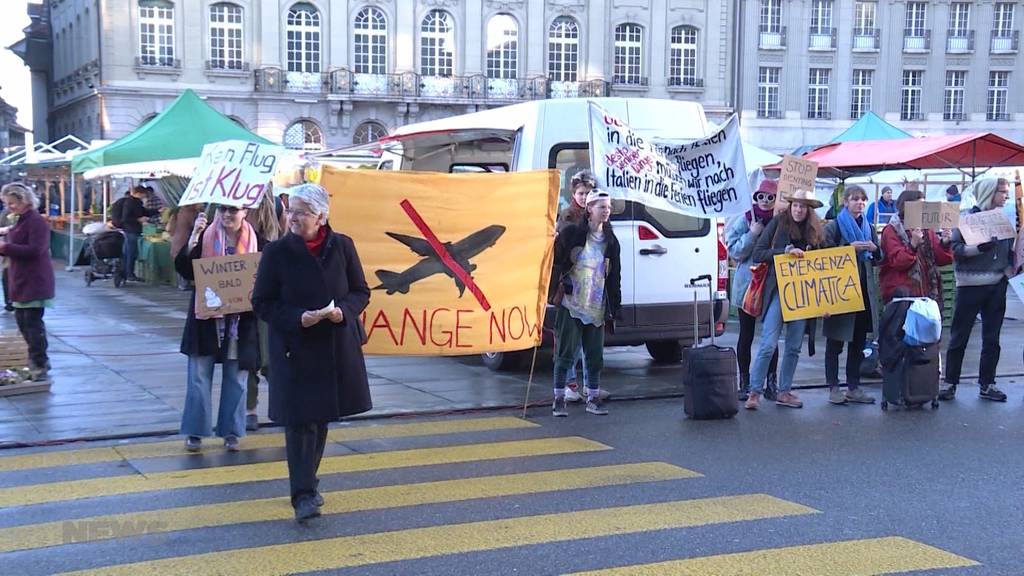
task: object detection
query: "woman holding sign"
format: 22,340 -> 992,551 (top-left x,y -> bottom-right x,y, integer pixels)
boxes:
252,183 -> 372,522
176,203 -> 262,453
746,190 -> 824,410
878,189 -> 953,309
822,185 -> 882,405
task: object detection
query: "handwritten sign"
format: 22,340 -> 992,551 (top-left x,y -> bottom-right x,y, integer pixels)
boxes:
958,209 -> 1015,246
180,140 -> 286,208
903,201 -> 960,230
588,102 -> 751,218
777,155 -> 818,197
774,246 -> 865,322
192,253 -> 262,320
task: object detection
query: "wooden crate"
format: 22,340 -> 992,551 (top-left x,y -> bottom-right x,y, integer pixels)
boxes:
0,332 -> 49,396
0,380 -> 51,397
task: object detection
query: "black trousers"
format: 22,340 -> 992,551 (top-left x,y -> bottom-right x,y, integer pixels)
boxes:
2,268 -> 9,306
737,309 -> 778,379
14,307 -> 49,369
285,422 -> 328,507
825,310 -> 871,388
945,280 -> 1007,386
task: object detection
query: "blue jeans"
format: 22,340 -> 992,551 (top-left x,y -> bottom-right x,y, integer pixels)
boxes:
122,232 -> 139,279
565,347 -> 588,388
749,297 -> 806,394
181,355 -> 247,438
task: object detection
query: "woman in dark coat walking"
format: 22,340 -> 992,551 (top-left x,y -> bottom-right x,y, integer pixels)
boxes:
252,183 -> 371,522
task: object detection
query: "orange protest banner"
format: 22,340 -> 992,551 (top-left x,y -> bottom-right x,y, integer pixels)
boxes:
321,167 -> 559,355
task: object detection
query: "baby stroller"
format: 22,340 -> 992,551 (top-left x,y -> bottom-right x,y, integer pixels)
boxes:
82,228 -> 125,287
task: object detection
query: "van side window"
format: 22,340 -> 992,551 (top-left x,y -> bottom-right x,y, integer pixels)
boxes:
552,146 -> 592,213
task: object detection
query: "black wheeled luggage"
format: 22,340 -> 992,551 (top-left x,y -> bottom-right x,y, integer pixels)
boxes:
879,299 -> 940,411
682,275 -> 739,420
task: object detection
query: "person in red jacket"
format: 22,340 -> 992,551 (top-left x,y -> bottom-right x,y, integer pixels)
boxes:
879,189 -> 954,309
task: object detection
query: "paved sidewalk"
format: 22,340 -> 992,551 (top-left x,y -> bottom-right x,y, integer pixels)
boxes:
1,262 -> 1022,446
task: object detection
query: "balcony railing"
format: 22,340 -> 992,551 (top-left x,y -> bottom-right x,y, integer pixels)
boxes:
809,27 -> 837,50
943,111 -> 965,122
612,76 -> 648,88
668,77 -> 704,89
987,111 -> 1011,121
991,30 -> 1020,53
135,56 -> 180,69
852,27 -> 880,51
757,110 -> 783,119
807,110 -> 832,120
254,67 -> 327,93
205,60 -> 250,73
316,69 -> 602,101
900,111 -> 926,121
946,29 -> 974,53
903,29 -> 931,51
758,25 -> 787,49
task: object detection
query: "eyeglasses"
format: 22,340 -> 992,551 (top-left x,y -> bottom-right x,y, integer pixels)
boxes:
754,192 -> 776,202
216,206 -> 241,214
285,208 -> 316,218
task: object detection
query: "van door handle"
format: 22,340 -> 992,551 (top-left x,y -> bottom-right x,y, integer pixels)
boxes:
639,245 -> 668,256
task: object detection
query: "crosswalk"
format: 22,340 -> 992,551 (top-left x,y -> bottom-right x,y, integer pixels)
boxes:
0,415 -> 979,575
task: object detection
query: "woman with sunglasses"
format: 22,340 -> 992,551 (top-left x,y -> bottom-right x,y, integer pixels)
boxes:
252,183 -> 372,522
176,203 -> 264,453
725,178 -> 780,402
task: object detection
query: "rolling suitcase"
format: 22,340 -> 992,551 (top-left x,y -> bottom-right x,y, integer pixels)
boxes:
879,299 -> 940,411
682,275 -> 739,419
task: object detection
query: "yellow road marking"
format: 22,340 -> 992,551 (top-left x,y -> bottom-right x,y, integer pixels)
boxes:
569,536 -> 979,575
57,495 -> 816,576
0,417 -> 538,472
0,437 -> 608,508
1,462 -> 698,554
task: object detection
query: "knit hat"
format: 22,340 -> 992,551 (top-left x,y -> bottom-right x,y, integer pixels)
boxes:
756,179 -> 778,195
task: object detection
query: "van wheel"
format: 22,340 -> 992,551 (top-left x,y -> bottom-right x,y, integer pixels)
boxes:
481,351 -> 526,372
646,340 -> 683,364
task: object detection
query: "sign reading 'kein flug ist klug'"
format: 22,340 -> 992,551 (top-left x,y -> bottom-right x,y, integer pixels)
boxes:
320,167 -> 559,355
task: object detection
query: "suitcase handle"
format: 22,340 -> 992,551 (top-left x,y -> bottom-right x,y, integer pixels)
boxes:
689,274 -> 714,346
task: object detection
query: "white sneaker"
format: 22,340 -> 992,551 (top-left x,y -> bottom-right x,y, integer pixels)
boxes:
564,384 -> 583,402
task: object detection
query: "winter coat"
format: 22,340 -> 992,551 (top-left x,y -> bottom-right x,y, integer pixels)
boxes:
750,218 -> 806,318
0,208 -> 55,302
251,228 -> 372,425
879,225 -> 952,307
821,219 -> 882,341
724,214 -> 765,307
551,221 -> 622,325
119,196 -> 160,235
174,229 -> 263,371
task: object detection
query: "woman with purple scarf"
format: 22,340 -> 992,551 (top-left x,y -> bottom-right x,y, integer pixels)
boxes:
725,178 -> 780,401
822,185 -> 882,406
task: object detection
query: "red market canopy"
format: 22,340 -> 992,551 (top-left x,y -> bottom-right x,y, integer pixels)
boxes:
784,132 -> 1024,178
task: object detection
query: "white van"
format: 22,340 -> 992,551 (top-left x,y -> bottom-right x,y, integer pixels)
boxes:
377,98 -> 730,370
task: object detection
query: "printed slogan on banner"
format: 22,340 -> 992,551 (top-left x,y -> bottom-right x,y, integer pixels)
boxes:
774,246 -> 865,322
320,167 -> 558,355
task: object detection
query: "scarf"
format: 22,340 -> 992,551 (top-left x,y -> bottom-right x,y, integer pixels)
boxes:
890,215 -> 942,306
305,226 -> 328,257
837,208 -> 872,262
199,212 -> 258,345
745,204 -> 775,224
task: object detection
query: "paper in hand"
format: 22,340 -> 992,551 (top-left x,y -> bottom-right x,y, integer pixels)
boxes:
315,300 -> 336,318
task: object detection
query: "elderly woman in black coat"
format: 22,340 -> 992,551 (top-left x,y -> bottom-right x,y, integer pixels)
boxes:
252,183 -> 372,522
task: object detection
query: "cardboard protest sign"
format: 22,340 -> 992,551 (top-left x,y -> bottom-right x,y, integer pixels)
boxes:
773,246 -> 865,322
1009,273 -> 1024,305
192,253 -> 262,320
777,155 -> 818,197
589,102 -> 751,218
903,201 -> 960,230
321,166 -> 558,355
958,209 -> 1015,245
180,140 -> 286,208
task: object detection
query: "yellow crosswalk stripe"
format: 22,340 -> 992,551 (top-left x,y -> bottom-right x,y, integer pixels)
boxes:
0,437 -> 608,508
568,536 -> 979,575
57,495 -> 817,576
0,417 -> 538,472
1,462 -> 698,554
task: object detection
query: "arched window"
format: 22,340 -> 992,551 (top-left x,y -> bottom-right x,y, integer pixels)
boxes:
286,3 -> 320,73
139,0 -> 175,66
614,23 -> 643,85
669,26 -> 698,87
486,14 -> 518,80
353,121 -> 387,145
548,17 -> 579,82
209,3 -> 243,70
354,7 -> 387,75
139,113 -> 159,127
228,116 -> 247,128
284,119 -> 324,151
420,10 -> 454,77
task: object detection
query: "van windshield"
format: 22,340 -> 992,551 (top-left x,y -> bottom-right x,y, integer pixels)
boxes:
550,145 -> 706,236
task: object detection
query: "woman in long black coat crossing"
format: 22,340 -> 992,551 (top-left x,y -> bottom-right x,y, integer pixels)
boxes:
251,183 -> 372,522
